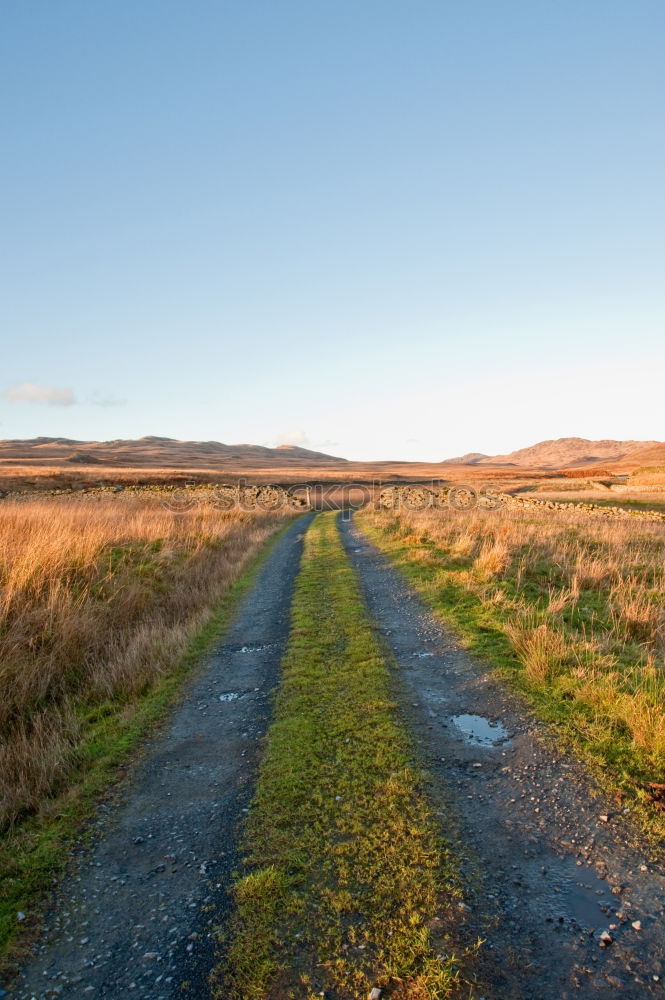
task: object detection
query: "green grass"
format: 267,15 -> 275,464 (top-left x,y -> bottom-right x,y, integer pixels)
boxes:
214,513 -> 465,1000
356,514 -> 665,842
0,519 -> 294,974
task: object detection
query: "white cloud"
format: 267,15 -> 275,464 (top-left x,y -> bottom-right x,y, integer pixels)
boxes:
3,382 -> 77,407
276,428 -> 309,447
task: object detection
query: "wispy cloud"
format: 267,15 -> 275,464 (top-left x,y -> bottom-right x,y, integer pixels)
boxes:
3,382 -> 77,407
90,391 -> 127,408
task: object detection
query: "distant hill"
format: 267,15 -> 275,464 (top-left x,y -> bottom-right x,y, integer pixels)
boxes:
0,436 -> 348,469
440,452 -> 489,465
442,438 -> 662,469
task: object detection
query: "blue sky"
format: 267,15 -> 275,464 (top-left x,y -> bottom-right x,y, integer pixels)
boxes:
1,1 -> 663,461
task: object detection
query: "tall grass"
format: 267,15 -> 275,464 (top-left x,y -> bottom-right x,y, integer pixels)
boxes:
0,496 -> 292,830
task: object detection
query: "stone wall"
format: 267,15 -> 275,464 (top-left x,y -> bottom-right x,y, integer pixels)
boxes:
376,485 -> 665,525
0,483 -> 309,509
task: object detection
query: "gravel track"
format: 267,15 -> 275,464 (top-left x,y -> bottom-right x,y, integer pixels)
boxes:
9,514 -> 314,1000
342,514 -> 665,1000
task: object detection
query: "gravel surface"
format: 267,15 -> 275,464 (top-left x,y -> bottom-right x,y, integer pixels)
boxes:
8,514 -> 314,1000
342,515 -> 665,1000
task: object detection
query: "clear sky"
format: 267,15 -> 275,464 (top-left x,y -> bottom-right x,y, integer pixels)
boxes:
1,1 -> 663,461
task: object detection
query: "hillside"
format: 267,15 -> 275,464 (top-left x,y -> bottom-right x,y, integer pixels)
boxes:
445,437 -> 661,469
605,442 -> 665,474
440,452 -> 489,465
0,436 -> 347,469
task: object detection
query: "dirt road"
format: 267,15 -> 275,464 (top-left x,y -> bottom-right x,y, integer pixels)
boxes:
8,510 -> 665,999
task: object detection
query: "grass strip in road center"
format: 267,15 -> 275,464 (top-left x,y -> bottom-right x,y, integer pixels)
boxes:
214,512 -> 463,1000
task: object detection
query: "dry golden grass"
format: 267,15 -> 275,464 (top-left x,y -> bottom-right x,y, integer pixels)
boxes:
359,503 -> 665,781
0,495 -> 293,830
0,464 -> 227,492
0,458 -> 551,495
630,472 -> 665,487
503,617 -> 570,683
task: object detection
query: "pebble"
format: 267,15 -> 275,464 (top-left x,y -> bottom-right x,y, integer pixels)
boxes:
599,930 -> 613,947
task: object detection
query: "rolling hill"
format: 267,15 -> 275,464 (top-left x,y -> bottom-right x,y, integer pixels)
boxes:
443,438 -> 662,469
0,436 -> 347,468
440,452 -> 490,465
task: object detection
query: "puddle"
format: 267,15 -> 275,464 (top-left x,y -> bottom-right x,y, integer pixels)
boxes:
542,855 -> 612,928
450,713 -> 510,746
218,692 -> 240,702
563,874 -> 609,927
238,644 -> 270,654
412,651 -> 434,658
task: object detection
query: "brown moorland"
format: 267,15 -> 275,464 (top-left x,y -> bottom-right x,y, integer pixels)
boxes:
1,436 -> 662,495
0,434 -> 614,495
